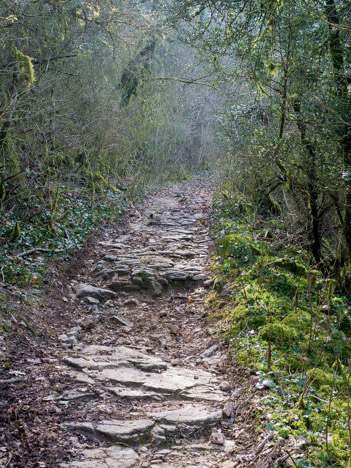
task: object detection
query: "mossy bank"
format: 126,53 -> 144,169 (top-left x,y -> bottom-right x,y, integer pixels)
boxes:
210,195 -> 351,467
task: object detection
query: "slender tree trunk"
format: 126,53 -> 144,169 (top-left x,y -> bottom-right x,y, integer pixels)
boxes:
294,101 -> 322,265
325,0 -> 351,259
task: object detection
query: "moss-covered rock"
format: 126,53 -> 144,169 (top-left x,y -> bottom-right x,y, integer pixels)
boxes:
258,322 -> 298,346
282,310 -> 311,332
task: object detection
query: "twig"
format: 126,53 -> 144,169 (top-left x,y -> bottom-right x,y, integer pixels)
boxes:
0,54 -> 77,69
53,222 -> 72,243
249,433 -> 274,464
16,247 -> 64,258
286,449 -> 298,467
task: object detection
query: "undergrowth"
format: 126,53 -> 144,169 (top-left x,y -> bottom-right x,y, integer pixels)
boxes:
211,196 -> 351,467
0,186 -> 129,340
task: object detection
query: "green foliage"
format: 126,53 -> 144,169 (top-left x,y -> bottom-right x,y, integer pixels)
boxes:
0,187 -> 128,286
212,195 -> 351,466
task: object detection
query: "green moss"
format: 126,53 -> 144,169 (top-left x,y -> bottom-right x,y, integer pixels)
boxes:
230,305 -> 267,332
274,259 -> 307,276
258,322 -> 299,345
307,368 -> 334,388
282,310 -> 311,332
15,47 -> 35,87
10,222 -> 21,243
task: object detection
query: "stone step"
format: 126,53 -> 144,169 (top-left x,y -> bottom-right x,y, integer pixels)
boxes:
64,404 -> 223,445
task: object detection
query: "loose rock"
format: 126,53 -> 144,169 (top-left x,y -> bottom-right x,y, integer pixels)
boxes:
210,431 -> 226,445
219,381 -> 231,392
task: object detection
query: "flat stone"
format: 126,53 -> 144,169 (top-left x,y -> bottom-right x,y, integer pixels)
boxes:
83,296 -> 100,304
124,298 -> 139,306
163,270 -> 190,281
182,386 -> 226,402
173,251 -> 196,258
63,445 -> 139,467
108,281 -> 141,292
110,387 -> 160,400
64,345 -> 167,372
109,315 -> 133,328
201,345 -> 219,358
95,419 -> 154,442
75,284 -> 117,300
148,404 -> 222,425
62,391 -> 97,401
192,274 -> 207,281
66,419 -> 154,443
103,255 -> 118,262
102,366 -> 213,393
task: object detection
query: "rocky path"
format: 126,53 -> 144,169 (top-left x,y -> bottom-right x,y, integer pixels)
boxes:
50,179 -> 266,468
55,179 -> 246,468
0,179 -> 293,467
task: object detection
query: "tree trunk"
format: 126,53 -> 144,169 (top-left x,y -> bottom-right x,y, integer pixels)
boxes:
325,0 -> 351,260
293,101 -> 322,265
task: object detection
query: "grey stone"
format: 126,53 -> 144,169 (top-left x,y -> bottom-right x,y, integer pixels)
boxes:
63,445 -> 139,467
75,284 -> 117,300
108,281 -> 140,292
124,298 -> 139,306
210,431 -> 226,445
219,381 -> 231,392
65,345 -> 167,373
95,419 -> 154,442
103,255 -> 117,262
223,401 -> 234,418
80,319 -> 95,330
201,345 -> 219,358
262,379 -> 275,389
101,270 -> 119,281
149,278 -> 163,296
163,270 -> 189,281
151,425 -> 165,440
192,274 -> 207,281
102,366 -> 213,393
110,387 -> 160,400
59,334 -> 77,345
60,390 -> 97,401
65,419 -> 154,443
148,404 -> 222,425
233,387 -> 246,399
181,386 -> 226,402
83,296 -> 100,305
109,315 -> 133,328
168,324 -> 180,335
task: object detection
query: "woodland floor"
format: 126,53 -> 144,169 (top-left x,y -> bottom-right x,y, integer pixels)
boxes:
0,179 -> 288,467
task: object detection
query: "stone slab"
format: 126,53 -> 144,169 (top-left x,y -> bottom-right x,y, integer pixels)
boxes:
62,446 -> 139,467
66,419 -> 154,443
65,345 -> 167,372
147,404 -> 222,425
101,366 -> 214,393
